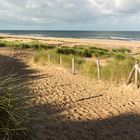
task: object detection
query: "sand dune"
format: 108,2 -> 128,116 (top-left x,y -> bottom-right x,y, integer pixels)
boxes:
0,47 -> 140,140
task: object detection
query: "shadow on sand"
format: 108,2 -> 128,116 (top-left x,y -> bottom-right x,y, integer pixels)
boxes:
0,54 -> 49,81
31,102 -> 140,140
27,68 -> 140,140
0,54 -> 140,140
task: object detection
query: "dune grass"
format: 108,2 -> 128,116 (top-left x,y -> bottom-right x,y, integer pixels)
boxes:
33,48 -> 135,82
0,75 -> 32,139
0,39 -> 134,82
33,49 -> 85,70
100,56 -> 135,81
0,40 -> 56,49
57,47 -> 93,58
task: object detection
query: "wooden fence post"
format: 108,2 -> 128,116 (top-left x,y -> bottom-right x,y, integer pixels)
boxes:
72,57 -> 75,75
60,56 -> 62,67
126,66 -> 135,85
96,58 -> 100,80
127,61 -> 140,88
135,61 -> 139,89
48,54 -> 51,63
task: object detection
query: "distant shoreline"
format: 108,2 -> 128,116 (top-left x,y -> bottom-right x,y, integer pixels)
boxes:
1,30 -> 140,41
1,34 -> 140,42
1,34 -> 140,53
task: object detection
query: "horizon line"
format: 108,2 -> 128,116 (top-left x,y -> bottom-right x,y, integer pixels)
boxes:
0,30 -> 140,32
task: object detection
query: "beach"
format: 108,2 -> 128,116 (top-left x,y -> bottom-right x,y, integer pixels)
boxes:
1,34 -> 140,53
1,0 -> 140,139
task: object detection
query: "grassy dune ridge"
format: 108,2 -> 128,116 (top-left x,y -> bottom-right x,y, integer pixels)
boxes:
33,49 -> 135,81
0,39 -> 137,82
0,40 -> 135,81
9,39 -> 133,82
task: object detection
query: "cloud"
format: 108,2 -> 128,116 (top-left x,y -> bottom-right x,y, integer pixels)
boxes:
0,0 -> 140,30
114,0 -> 140,13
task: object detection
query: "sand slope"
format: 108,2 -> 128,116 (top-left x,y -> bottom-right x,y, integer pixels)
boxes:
0,47 -> 140,140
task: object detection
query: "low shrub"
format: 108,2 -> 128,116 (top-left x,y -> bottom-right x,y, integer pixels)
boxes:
43,44 -> 56,49
112,48 -> 131,53
90,47 -> 109,52
89,47 -> 111,58
115,52 -> 126,60
82,49 -> 92,58
57,48 -> 74,55
0,41 -> 6,47
18,43 -> 31,48
57,47 -> 83,56
31,43 -> 41,49
57,47 -> 93,58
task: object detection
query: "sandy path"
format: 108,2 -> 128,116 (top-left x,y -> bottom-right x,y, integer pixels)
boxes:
29,65 -> 140,140
1,47 -> 140,140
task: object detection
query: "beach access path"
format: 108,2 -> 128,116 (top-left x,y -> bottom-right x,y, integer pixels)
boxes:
0,47 -> 140,140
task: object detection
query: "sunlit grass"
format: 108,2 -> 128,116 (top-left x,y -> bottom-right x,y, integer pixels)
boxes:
33,49 -> 135,82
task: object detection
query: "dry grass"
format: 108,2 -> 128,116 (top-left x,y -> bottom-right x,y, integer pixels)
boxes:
33,49 -> 136,82
0,75 -> 32,139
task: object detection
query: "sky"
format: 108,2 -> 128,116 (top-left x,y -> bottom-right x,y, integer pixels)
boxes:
0,0 -> 140,30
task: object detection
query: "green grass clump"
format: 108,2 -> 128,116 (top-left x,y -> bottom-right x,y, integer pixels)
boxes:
16,43 -> 31,48
0,41 -> 6,47
13,42 -> 53,49
57,47 -> 79,55
0,75 -> 31,139
81,49 -> 92,58
57,47 -> 93,58
89,47 -> 111,58
30,43 -> 56,49
0,36 -> 5,39
74,46 -> 110,58
90,47 -> 109,52
114,52 -> 126,60
112,48 -> 131,53
43,44 -> 56,49
0,40 -> 56,50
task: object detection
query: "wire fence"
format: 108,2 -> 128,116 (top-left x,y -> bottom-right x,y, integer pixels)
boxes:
1,52 -> 140,88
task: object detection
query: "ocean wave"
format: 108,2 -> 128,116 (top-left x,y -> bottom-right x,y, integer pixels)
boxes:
28,34 -> 45,37
109,36 -> 134,41
15,34 -> 44,37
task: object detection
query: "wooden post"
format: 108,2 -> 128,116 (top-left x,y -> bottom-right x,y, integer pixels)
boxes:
135,61 -> 139,89
60,56 -> 62,67
48,54 -> 51,63
137,67 -> 140,74
96,58 -> 100,80
72,57 -> 75,75
126,66 -> 135,85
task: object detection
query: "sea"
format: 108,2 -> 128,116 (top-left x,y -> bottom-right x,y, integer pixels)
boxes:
0,30 -> 140,41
